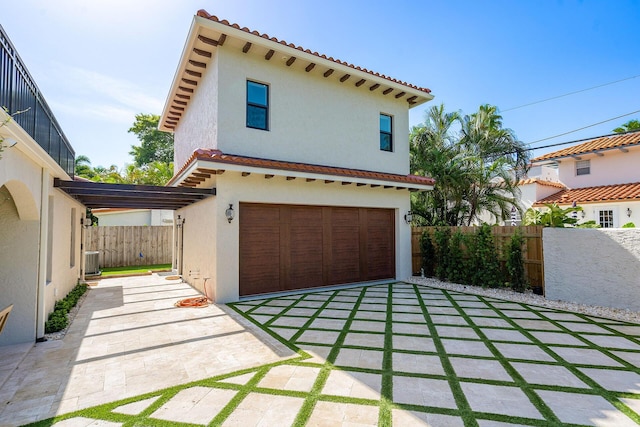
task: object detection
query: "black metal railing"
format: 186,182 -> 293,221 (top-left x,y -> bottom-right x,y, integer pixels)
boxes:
0,24 -> 75,177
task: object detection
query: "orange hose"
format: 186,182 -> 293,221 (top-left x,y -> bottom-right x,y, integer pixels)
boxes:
174,296 -> 210,308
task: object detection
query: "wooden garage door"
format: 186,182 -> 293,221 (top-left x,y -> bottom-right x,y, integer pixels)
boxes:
239,203 -> 395,296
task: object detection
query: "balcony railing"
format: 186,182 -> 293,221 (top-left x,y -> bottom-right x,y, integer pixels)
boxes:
0,24 -> 75,177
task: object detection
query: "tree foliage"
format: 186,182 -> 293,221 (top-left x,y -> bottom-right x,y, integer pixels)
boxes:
128,113 -> 174,166
410,104 -> 530,226
73,155 -> 173,186
523,203 -> 582,227
613,119 -> 640,134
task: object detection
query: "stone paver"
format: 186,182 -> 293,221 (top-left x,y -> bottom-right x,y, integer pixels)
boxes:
0,275 -> 295,426
2,280 -> 640,426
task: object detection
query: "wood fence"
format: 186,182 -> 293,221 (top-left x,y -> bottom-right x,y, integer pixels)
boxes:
411,226 -> 545,293
85,226 -> 173,268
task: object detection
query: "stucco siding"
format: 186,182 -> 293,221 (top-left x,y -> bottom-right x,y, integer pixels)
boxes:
557,146 -> 640,189
45,188 -> 83,318
176,197 -> 217,300
215,48 -> 410,175
0,195 -> 39,345
174,50 -> 220,169
544,228 -> 640,311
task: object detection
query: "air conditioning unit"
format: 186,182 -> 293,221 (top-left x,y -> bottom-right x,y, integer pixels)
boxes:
85,251 -> 100,275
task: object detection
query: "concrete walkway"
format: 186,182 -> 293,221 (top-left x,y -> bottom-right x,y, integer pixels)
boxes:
0,275 -> 295,426
2,279 -> 640,426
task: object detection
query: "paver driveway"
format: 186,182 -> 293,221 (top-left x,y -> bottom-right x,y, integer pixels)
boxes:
11,281 -> 640,426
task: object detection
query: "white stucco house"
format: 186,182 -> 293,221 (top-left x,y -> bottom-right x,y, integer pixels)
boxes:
161,10 -> 435,302
0,25 -> 85,345
92,208 -> 174,226
530,130 -> 640,227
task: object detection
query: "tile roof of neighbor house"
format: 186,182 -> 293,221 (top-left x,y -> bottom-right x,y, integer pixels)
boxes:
169,149 -> 435,188
532,130 -> 640,162
518,178 -> 566,189
533,182 -> 640,206
195,10 -> 431,95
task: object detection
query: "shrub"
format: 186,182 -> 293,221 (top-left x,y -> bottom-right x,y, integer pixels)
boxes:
420,231 -> 436,277
45,283 -> 87,333
434,227 -> 451,281
506,230 -> 527,292
622,222 -> 636,228
45,311 -> 68,333
471,224 -> 502,288
447,231 -> 467,284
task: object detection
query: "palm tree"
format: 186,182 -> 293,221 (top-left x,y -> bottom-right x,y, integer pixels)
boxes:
410,104 -> 530,226
74,155 -> 96,179
613,119 -> 640,134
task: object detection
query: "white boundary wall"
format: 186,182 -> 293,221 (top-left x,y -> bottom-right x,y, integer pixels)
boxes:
544,228 -> 640,311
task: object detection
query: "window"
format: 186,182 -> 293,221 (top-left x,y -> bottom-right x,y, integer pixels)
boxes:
380,114 -> 393,151
576,159 -> 590,176
599,209 -> 614,228
246,80 -> 269,130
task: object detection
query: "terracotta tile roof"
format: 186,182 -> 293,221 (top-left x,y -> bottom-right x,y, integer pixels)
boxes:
533,182 -> 640,206
518,178 -> 566,189
532,130 -> 640,162
196,10 -> 431,95
169,149 -> 435,188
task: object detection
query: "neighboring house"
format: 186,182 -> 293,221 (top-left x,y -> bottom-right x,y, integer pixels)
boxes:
92,208 -> 174,226
161,10 -> 435,302
0,25 -> 85,345
530,130 -> 640,227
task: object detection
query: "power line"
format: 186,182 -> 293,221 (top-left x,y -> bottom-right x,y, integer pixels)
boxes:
526,109 -> 640,146
503,74 -> 640,112
524,128 -> 640,153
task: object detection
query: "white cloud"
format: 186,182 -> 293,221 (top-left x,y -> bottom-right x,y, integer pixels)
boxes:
53,63 -> 164,113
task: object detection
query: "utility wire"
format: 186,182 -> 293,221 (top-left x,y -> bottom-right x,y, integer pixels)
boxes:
526,109 -> 640,146
524,128 -> 640,153
503,74 -> 640,112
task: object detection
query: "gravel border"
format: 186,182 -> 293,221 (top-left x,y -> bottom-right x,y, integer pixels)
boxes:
407,276 -> 640,324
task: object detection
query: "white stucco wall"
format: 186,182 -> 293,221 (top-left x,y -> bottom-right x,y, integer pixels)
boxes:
176,197 -> 217,300
0,113 -> 83,345
174,50 -> 219,168
172,47 -> 412,175
216,48 -> 410,175
543,228 -> 640,311
183,172 -> 412,303
0,187 -> 39,345
45,188 -> 84,317
572,202 -> 639,228
556,146 -> 640,189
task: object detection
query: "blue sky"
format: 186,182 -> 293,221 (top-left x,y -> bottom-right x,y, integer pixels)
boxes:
2,0 -> 639,170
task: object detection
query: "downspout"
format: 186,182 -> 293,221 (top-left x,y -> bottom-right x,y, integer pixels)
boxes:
35,169 -> 50,341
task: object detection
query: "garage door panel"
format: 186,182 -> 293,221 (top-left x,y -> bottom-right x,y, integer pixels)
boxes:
366,209 -> 395,280
330,222 -> 361,284
239,205 -> 282,296
289,207 -> 324,289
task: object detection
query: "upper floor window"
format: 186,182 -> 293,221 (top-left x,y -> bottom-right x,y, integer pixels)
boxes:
598,209 -> 614,228
380,114 -> 393,152
576,159 -> 590,176
247,80 -> 269,130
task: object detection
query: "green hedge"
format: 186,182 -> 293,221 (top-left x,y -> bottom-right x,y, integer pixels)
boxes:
45,283 -> 88,333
